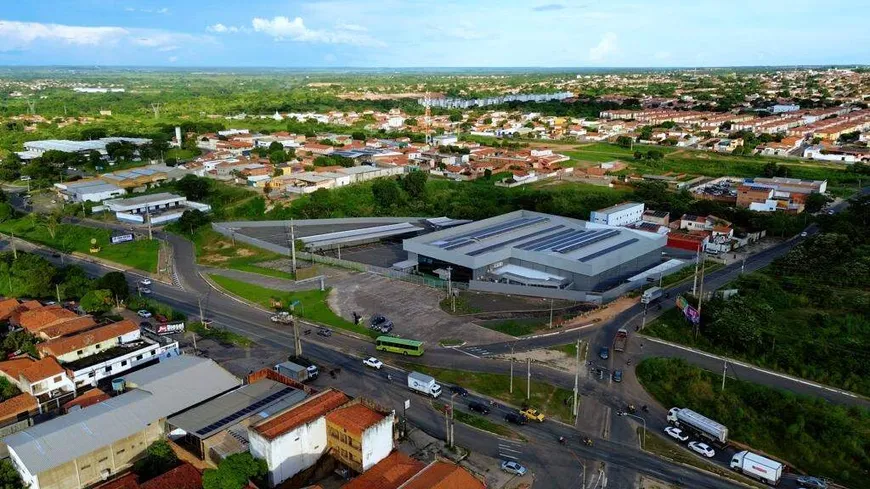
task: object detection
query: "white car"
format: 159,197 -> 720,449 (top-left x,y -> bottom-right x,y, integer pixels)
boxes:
664,426 -> 689,442
800,231 -> 808,237
500,460 -> 527,476
137,310 -> 152,318
688,441 -> 715,458
139,278 -> 152,286
363,357 -> 383,370
139,287 -> 152,294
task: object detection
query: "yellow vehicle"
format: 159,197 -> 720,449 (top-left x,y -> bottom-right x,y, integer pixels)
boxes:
520,408 -> 545,422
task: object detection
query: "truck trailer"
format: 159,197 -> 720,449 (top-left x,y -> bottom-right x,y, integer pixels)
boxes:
667,407 -> 728,444
730,451 -> 783,485
275,360 -> 319,383
408,371 -> 442,398
641,286 -> 663,304
612,328 -> 629,352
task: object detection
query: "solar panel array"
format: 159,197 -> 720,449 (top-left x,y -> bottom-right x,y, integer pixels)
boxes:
436,216 -> 549,250
194,387 -> 296,437
553,230 -> 621,254
466,225 -> 565,256
518,229 -> 588,252
578,238 -> 639,262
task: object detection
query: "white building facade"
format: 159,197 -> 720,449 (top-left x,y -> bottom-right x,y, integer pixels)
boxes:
589,202 -> 645,227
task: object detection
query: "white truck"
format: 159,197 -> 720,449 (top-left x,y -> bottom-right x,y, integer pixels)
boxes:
667,407 -> 728,444
275,360 -> 318,383
730,451 -> 783,485
407,371 -> 442,398
641,286 -> 663,304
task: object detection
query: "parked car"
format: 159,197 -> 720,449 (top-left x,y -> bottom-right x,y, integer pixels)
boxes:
664,426 -> 689,442
500,460 -> 527,476
369,314 -> 393,333
137,310 -> 152,318
468,401 -> 490,415
598,347 -> 609,360
450,385 -> 469,397
363,357 -> 383,370
139,287 -> 152,295
612,369 -> 623,383
796,476 -> 828,489
800,231 -> 808,237
317,328 -> 332,337
505,413 -> 527,425
139,278 -> 152,286
688,441 -> 715,458
520,408 -> 545,422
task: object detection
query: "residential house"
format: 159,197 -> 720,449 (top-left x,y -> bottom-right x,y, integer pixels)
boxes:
325,401 -> 395,473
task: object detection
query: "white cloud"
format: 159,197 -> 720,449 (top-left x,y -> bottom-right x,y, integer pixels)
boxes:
207,23 -> 241,33
588,32 -> 617,62
251,16 -> 384,46
0,20 -> 128,49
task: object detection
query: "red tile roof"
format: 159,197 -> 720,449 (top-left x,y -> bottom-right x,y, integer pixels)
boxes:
140,462 -> 202,489
0,393 -> 37,425
253,389 -> 349,439
38,319 -> 138,358
400,461 -> 485,489
39,316 -> 98,339
0,298 -> 20,321
342,451 -> 425,489
0,357 -> 34,381
20,357 -> 65,383
63,388 -> 110,412
326,403 -> 386,437
19,307 -> 78,333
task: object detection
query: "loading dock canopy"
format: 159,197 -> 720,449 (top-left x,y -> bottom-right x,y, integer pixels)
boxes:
490,264 -> 568,287
300,222 -> 422,250
626,259 -> 685,282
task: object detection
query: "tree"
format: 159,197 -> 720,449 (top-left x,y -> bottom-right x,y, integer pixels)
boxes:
484,168 -> 493,179
202,453 -> 267,489
80,289 -> 114,314
0,203 -> 12,223
371,178 -> 402,210
406,118 -> 418,127
44,212 -> 61,240
616,135 -> 633,148
0,458 -> 24,489
2,330 -> 39,358
804,193 -> 831,214
351,131 -> 367,141
646,149 -> 664,161
1,252 -> 56,298
268,141 -> 284,153
94,271 -> 129,302
133,440 -> 178,482
448,113 -> 463,123
57,265 -> 93,300
401,171 -> 428,200
633,151 -> 643,160
176,174 -> 210,201
269,150 -> 287,164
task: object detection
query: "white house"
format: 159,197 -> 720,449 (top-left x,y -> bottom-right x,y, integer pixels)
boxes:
590,202 -> 645,227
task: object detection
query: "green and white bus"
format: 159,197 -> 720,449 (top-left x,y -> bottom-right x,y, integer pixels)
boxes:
375,336 -> 425,356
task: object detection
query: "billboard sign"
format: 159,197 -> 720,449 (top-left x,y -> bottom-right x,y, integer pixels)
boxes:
675,296 -> 689,311
146,321 -> 185,336
684,305 -> 700,324
111,233 -> 134,244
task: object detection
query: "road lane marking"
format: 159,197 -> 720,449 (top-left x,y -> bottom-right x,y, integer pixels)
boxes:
452,347 -> 481,359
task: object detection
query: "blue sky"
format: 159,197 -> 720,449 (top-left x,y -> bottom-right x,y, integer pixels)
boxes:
0,0 -> 868,67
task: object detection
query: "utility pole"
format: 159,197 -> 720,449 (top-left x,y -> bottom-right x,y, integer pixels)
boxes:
10,232 -> 17,259
640,302 -> 648,331
691,245 -> 701,296
293,316 -> 302,357
721,360 -> 727,391
741,256 -> 746,275
696,254 -> 707,338
548,298 -> 554,329
526,358 -> 531,400
147,210 -> 153,241
198,296 -> 205,322
55,283 -> 61,303
509,345 -> 515,394
449,393 -> 456,448
572,337 -> 581,418
289,220 -> 297,275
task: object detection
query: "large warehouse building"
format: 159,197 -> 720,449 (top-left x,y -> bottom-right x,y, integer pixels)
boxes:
402,210 -> 666,299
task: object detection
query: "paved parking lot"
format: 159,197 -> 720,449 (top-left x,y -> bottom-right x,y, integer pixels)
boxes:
320,242 -> 407,268
328,273 -> 513,346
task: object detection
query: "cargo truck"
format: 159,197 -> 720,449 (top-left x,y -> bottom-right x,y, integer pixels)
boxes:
641,286 -> 663,304
407,371 -> 442,398
667,407 -> 728,445
275,360 -> 319,383
612,328 -> 629,352
270,312 -> 294,324
730,451 -> 783,486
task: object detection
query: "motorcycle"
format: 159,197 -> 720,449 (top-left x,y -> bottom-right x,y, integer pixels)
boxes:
558,436 -> 566,445
583,437 -> 594,447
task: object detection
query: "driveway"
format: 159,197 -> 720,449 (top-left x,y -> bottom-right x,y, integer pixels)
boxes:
328,273 -> 514,346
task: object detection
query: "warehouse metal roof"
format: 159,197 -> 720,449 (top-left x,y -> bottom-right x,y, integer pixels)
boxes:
301,222 -> 422,250
4,356 -> 240,475
167,379 -> 306,440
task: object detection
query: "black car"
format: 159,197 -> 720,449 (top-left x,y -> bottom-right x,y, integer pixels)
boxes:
370,314 -> 393,333
505,413 -> 527,425
450,385 -> 469,397
468,401 -> 490,415
317,328 -> 332,337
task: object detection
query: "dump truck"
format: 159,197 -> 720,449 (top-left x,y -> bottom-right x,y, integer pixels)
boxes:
667,407 -> 728,445
275,360 -> 318,383
730,451 -> 783,485
612,328 -> 629,352
408,371 -> 442,398
641,286 -> 663,304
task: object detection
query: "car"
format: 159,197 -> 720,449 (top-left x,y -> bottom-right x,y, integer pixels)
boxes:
796,476 -> 828,489
826,209 -> 835,215
664,426 -> 689,442
369,314 -> 393,333
688,441 -> 715,458
612,369 -> 623,383
139,287 -> 152,294
504,413 -> 527,425
450,385 -> 469,397
520,408 -> 545,422
317,328 -> 332,337
468,401 -> 490,415
500,460 -> 527,476
137,310 -> 152,318
598,347 -> 609,360
800,231 -> 808,237
139,278 -> 152,286
363,357 -> 383,370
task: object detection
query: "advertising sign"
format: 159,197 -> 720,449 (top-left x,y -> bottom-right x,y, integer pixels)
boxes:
683,305 -> 700,324
148,321 -> 185,336
111,233 -> 134,244
675,296 -> 688,311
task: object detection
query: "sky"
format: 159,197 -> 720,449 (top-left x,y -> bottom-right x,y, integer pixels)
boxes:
0,0 -> 868,68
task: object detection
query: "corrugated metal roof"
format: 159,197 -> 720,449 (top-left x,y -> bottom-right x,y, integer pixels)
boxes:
4,356 -> 240,475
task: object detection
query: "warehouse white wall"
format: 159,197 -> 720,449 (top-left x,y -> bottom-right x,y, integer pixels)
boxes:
249,418 -> 328,487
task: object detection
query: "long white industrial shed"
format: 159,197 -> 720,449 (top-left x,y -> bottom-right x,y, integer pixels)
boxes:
403,210 -> 666,292
300,222 -> 423,250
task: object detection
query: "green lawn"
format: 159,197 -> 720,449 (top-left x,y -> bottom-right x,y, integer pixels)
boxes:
637,358 -> 870,489
190,227 -> 295,280
0,217 -> 159,272
432,401 -> 521,440
187,321 -> 253,348
208,274 -> 376,338
479,318 -> 548,337
403,363 -> 575,423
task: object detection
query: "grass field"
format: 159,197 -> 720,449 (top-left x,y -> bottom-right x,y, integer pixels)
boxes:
208,274 -> 375,338
187,321 -> 253,348
478,318 -> 549,337
191,227 -> 295,280
403,363 -> 575,423
637,358 -> 869,488
0,217 -> 159,272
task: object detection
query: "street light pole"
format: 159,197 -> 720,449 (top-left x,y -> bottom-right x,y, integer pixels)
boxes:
548,298 -> 554,329
526,358 -> 531,400
618,411 -> 647,449
509,345 -> 514,394
572,336 -> 581,418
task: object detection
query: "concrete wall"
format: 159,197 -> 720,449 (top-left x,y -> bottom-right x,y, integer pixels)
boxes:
249,417 -> 329,488
54,337 -> 121,364
469,281 -> 590,302
360,413 -> 394,472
